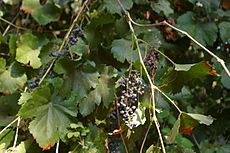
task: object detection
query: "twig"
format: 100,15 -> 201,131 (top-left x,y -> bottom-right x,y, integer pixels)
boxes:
140,117 -> 154,153
3,13 -> 20,36
128,15 -> 166,153
192,133 -> 201,150
13,117 -> 21,147
38,0 -> 90,85
56,140 -> 59,153
163,21 -> 230,78
0,117 -> 19,135
0,17 -> 28,31
137,39 -> 176,65
116,0 -> 166,152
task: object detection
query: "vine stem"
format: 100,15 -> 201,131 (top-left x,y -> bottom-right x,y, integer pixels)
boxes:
38,0 -> 90,85
0,17 -> 28,31
140,113 -> 154,153
162,21 -> 230,78
128,16 -> 166,153
56,140 -> 59,153
13,117 -> 20,148
0,117 -> 19,136
125,13 -> 230,78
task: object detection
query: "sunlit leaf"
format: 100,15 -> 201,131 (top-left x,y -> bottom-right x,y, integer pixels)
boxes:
21,0 -> 61,25
187,113 -> 214,126
0,60 -> 27,94
18,85 -> 78,149
16,32 -> 48,69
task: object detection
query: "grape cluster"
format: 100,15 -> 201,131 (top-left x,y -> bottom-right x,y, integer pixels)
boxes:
143,48 -> 159,78
216,41 -> 230,53
68,28 -> 82,46
27,28 -> 83,92
28,77 -> 40,92
117,70 -> 146,129
49,27 -> 83,59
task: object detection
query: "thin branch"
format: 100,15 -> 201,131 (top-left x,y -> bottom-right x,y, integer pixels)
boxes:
137,39 -> 176,65
56,140 -> 59,153
128,18 -> 166,153
13,117 -> 21,148
3,12 -> 20,36
0,117 -> 19,135
140,116 -> 154,153
163,21 -> 230,78
0,17 -> 28,31
38,0 -> 90,86
154,86 -> 181,113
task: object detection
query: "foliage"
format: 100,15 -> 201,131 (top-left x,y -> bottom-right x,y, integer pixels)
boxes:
0,0 -> 229,152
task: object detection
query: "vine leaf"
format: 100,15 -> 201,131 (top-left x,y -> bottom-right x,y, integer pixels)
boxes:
16,32 -> 48,69
169,112 -> 214,143
176,11 -> 218,46
221,64 -> 230,89
21,0 -> 61,25
162,61 -> 218,93
169,116 -> 180,143
69,38 -> 89,58
79,65 -> 117,116
103,0 -> 133,16
111,39 -> 132,63
0,59 -> 27,94
18,85 -> 78,149
174,64 -> 195,71
218,22 -> 230,41
151,0 -> 174,17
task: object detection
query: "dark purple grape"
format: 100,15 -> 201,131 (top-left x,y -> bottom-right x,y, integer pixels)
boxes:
116,70 -> 146,129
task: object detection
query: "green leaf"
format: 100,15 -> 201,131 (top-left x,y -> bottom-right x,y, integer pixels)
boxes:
174,64 -> 195,71
103,0 -> 133,15
111,39 -> 132,63
131,105 -> 146,127
221,65 -> 230,89
0,129 -> 15,149
0,93 -> 20,116
187,113 -> 214,126
176,11 -> 218,46
0,58 -> 6,73
146,145 -> 161,153
72,68 -> 99,97
21,0 -> 61,25
151,0 -> 173,17
161,61 -> 217,93
169,117 -> 180,143
79,65 -> 117,116
9,34 -> 18,59
218,22 -> 230,42
0,61 -> 27,94
18,85 -> 78,149
3,0 -> 19,5
7,142 -> 26,153
16,32 -> 48,69
69,38 -> 89,57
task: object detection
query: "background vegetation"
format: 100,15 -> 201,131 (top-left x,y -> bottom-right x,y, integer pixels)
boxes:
0,0 -> 229,152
